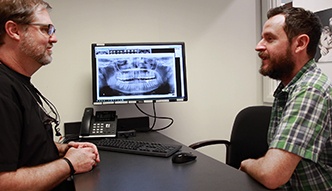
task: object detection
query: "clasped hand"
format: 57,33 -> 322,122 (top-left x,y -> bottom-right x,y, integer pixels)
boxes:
64,141 -> 100,174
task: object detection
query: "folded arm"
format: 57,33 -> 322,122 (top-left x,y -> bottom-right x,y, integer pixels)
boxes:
0,142 -> 100,191
240,148 -> 301,189
0,159 -> 71,191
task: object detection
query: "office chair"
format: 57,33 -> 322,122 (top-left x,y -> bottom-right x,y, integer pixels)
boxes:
189,106 -> 272,169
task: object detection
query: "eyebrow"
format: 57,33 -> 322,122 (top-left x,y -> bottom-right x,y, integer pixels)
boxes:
262,31 -> 277,38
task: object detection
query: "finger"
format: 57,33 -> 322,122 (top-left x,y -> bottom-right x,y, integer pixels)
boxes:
67,141 -> 79,148
95,153 -> 101,163
84,144 -> 100,161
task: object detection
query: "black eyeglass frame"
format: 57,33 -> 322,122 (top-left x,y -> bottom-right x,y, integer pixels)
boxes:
29,23 -> 56,36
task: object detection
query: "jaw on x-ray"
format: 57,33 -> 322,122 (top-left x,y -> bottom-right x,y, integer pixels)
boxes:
98,56 -> 175,96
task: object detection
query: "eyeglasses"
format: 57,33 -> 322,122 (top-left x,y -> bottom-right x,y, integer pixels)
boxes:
29,23 -> 56,36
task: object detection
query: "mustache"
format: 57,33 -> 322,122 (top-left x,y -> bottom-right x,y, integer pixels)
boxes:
258,52 -> 268,59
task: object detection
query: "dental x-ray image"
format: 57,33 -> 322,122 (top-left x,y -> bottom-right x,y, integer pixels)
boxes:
98,55 -> 175,97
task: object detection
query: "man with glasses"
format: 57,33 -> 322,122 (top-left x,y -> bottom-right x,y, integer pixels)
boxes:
0,0 -> 100,190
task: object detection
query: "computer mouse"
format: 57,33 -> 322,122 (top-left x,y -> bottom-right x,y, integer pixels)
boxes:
172,152 -> 197,164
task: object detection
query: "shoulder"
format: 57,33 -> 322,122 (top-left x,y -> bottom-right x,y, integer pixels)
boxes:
0,66 -> 16,93
0,65 -> 28,101
290,62 -> 332,99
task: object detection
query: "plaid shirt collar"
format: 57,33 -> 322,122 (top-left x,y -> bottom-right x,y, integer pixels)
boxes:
273,59 -> 316,99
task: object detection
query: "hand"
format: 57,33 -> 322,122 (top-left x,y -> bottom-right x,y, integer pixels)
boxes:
68,141 -> 100,163
64,146 -> 99,174
320,46 -> 329,56
239,158 -> 251,172
55,143 -> 70,157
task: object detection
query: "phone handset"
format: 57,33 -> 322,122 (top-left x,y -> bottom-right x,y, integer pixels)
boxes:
80,107 -> 94,136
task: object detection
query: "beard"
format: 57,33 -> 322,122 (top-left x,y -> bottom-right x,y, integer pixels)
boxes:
259,46 -> 295,81
19,31 -> 52,66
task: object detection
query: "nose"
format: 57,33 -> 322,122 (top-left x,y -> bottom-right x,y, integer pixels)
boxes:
50,34 -> 58,43
255,39 -> 265,52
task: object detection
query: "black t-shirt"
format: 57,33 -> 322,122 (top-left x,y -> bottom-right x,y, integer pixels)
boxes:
0,64 -> 74,190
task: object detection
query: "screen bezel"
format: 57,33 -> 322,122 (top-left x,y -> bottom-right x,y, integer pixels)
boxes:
91,42 -> 188,105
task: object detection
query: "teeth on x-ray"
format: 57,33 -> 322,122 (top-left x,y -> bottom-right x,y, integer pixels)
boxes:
117,69 -> 156,82
101,57 -> 173,94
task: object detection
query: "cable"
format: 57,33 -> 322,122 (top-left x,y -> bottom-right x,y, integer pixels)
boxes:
134,102 -> 174,131
37,92 -> 62,136
23,84 -> 62,136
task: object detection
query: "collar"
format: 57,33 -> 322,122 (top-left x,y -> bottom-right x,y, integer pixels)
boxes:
273,59 -> 316,98
0,61 -> 31,86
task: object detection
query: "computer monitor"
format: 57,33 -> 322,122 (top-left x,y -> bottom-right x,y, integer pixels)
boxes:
91,42 -> 188,105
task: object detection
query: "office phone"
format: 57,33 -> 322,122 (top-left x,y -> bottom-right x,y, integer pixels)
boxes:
79,107 -> 117,138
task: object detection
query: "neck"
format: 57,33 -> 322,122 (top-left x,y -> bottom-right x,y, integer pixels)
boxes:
281,57 -> 311,86
0,45 -> 41,77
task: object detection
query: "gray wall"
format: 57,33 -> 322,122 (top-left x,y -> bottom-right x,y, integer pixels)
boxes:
33,0 -> 263,161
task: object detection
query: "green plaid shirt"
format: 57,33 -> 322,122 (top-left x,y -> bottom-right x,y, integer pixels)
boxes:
268,60 -> 332,190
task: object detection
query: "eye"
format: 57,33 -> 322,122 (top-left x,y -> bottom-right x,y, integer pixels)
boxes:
262,32 -> 277,43
265,36 -> 274,42
40,27 -> 49,35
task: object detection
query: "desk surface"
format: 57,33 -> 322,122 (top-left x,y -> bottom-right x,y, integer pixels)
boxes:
74,132 -> 269,191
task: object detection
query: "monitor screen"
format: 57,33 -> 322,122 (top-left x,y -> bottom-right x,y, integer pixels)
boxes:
91,42 -> 188,105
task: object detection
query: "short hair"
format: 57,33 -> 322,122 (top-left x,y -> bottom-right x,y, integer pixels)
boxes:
267,6 -> 322,59
0,0 -> 52,45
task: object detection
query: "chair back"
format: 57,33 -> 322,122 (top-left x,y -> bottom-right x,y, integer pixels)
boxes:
227,106 -> 272,169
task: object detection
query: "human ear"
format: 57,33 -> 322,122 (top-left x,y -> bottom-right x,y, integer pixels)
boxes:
4,21 -> 21,41
294,34 -> 310,54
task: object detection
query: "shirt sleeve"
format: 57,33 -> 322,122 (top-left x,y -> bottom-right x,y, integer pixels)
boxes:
270,86 -> 331,162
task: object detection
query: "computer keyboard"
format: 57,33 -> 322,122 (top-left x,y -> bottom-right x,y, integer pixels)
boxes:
92,138 -> 182,158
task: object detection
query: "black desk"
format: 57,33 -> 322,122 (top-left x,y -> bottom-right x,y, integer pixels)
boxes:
74,132 -> 269,191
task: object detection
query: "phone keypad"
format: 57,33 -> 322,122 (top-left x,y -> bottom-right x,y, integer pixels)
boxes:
92,122 -> 116,135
